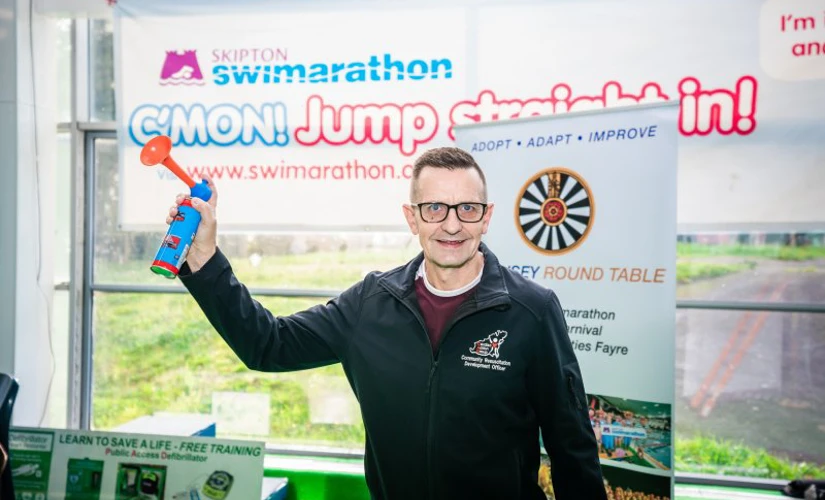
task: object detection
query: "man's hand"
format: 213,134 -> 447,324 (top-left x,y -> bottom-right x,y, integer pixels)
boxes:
166,175 -> 218,273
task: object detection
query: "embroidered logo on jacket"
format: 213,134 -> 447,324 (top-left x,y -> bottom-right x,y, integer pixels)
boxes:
469,330 -> 508,359
462,330 -> 511,372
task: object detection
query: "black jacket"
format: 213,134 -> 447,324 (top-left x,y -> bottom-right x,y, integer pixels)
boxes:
180,243 -> 607,500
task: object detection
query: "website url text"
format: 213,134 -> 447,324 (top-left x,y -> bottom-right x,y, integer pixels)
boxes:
158,160 -> 414,182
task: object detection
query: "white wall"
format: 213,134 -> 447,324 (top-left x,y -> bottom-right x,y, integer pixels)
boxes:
0,0 -> 59,427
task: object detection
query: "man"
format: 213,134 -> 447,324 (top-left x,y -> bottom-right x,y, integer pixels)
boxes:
171,147 -> 607,499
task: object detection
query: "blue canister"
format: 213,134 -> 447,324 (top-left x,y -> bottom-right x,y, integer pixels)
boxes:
151,198 -> 200,278
151,180 -> 212,278
149,179 -> 212,279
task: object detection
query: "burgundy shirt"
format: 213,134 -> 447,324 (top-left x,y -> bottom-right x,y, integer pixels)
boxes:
414,264 -> 480,353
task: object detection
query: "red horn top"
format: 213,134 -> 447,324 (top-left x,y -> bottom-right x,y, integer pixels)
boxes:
139,135 -> 196,188
140,135 -> 172,166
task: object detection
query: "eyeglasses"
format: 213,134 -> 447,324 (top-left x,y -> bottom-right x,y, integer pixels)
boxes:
413,202 -> 488,223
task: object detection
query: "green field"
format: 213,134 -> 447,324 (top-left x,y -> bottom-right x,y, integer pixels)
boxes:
676,435 -> 825,479
92,241 -> 825,478
677,242 -> 825,261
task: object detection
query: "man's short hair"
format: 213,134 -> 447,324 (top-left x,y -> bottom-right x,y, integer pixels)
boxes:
410,147 -> 488,202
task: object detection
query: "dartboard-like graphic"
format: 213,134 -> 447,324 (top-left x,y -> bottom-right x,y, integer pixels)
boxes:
515,167 -> 595,255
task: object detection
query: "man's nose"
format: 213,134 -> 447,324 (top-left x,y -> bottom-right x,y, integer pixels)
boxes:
441,207 -> 463,232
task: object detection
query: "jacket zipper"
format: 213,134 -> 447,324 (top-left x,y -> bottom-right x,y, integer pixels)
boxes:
422,300 -> 482,500
381,285 -> 509,499
380,287 -> 438,498
425,359 -> 439,500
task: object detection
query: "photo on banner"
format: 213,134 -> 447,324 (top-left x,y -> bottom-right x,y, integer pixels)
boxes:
454,102 -> 679,497
587,394 -> 673,471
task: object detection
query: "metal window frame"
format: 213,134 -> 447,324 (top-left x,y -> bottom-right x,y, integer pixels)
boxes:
60,18 -> 824,493
66,17 -> 88,430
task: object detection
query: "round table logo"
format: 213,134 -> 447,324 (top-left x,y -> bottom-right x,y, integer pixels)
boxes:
515,167 -> 595,255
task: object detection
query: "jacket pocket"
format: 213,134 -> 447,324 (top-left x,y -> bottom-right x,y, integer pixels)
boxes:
564,362 -> 585,411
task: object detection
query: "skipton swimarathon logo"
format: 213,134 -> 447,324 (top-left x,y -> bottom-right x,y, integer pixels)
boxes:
157,47 -> 453,86
515,167 -> 595,256
469,330 -> 508,359
159,50 -> 204,86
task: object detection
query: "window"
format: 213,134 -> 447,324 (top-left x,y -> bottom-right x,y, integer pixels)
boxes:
675,237 -> 825,478
677,234 -> 825,305
676,308 -> 825,478
89,19 -> 115,122
88,136 -> 416,450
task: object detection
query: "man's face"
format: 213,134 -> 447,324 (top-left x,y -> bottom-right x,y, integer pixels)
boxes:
403,167 -> 494,270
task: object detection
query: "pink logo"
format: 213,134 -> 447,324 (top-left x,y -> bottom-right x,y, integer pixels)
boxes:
160,50 -> 204,86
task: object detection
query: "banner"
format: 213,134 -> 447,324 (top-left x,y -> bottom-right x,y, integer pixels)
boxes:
9,427 -> 264,500
114,0 -> 825,232
454,102 -> 678,499
34,0 -> 114,18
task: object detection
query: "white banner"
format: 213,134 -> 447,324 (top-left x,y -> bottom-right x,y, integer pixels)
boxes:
35,0 -> 114,18
454,102 -> 678,499
9,427 -> 264,500
114,0 -> 825,232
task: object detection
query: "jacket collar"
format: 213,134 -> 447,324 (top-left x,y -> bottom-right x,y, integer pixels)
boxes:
378,242 -> 511,309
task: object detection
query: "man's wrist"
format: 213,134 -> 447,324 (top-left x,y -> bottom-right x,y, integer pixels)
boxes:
185,247 -> 217,273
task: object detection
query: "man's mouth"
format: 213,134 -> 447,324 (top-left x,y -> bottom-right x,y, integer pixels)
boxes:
437,239 -> 466,248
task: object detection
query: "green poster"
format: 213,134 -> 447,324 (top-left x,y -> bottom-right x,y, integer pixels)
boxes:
9,430 -> 54,500
11,427 -> 264,499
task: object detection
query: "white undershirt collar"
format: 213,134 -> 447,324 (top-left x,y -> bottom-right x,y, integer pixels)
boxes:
416,256 -> 484,297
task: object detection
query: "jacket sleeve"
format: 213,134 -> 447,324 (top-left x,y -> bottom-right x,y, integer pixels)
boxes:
526,289 -> 607,500
179,248 -> 363,372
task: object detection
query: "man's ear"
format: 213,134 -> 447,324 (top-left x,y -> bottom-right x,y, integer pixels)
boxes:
403,204 -> 419,235
481,202 -> 495,234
